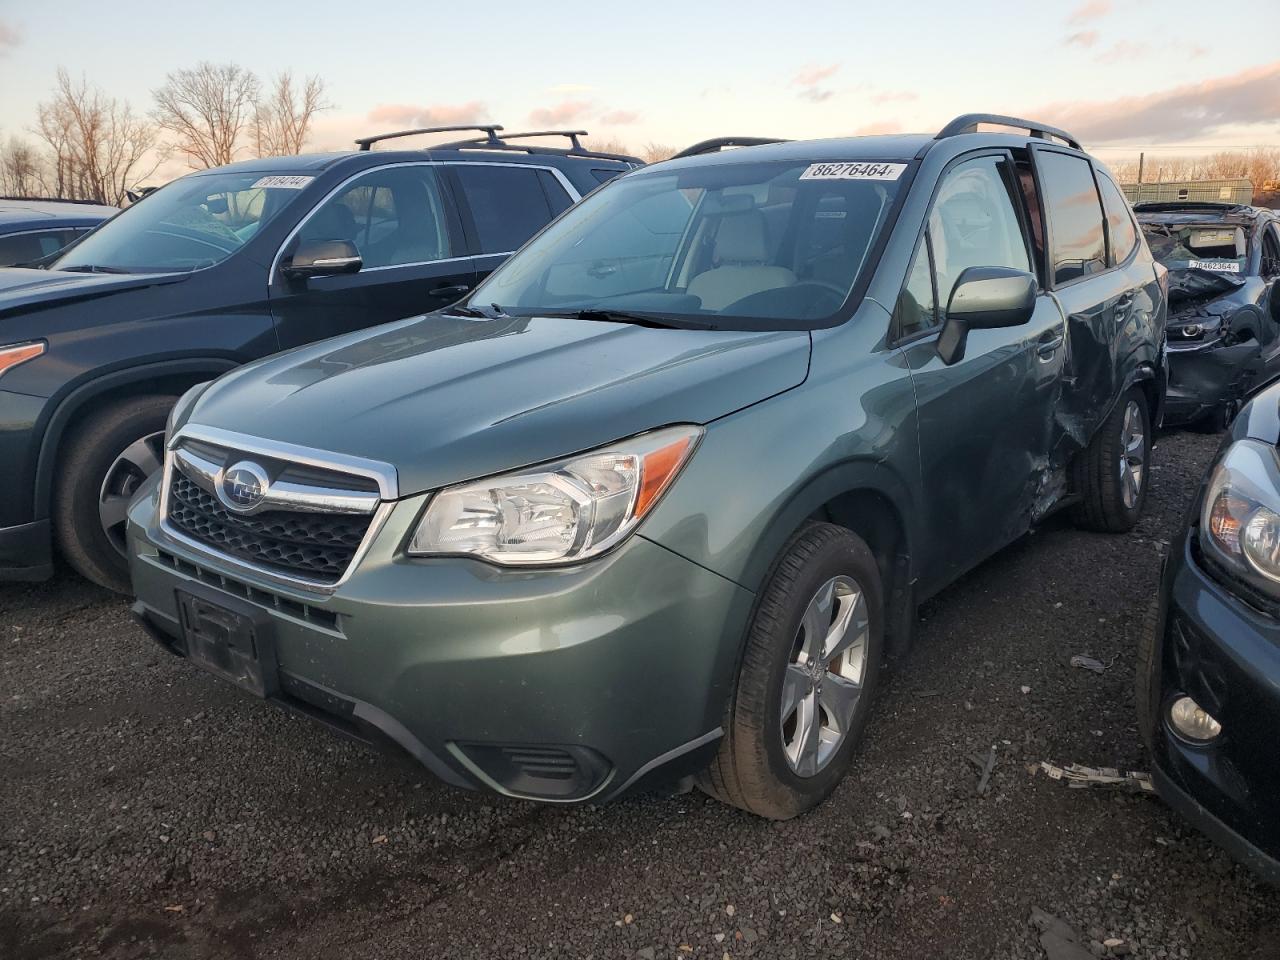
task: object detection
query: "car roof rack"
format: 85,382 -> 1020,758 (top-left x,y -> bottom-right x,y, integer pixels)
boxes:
670,137 -> 789,160
355,125 -> 505,151
432,129 -> 643,165
935,113 -> 1082,151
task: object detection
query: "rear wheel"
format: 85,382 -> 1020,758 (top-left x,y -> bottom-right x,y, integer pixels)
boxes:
697,522 -> 883,819
1071,388 -> 1151,533
53,395 -> 175,593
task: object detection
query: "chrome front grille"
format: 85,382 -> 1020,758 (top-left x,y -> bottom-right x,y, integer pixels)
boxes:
160,428 -> 397,591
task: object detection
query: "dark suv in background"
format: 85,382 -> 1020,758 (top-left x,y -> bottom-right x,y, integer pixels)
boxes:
0,126 -> 639,591
0,196 -> 117,266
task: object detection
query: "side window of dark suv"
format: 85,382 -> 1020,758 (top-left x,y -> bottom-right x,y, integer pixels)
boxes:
1036,152 -> 1107,284
895,155 -> 1031,338
454,166 -> 571,254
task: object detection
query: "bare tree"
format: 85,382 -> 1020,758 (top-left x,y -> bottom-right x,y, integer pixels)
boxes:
153,62 -> 260,168
253,72 -> 329,157
0,135 -> 48,196
34,70 -> 157,205
641,142 -> 677,163
582,136 -> 634,158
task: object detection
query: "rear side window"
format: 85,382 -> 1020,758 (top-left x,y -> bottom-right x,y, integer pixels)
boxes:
536,170 -> 574,217
1097,173 -> 1138,265
591,168 -> 624,185
1037,152 -> 1106,284
455,165 -> 553,254
1263,223 -> 1280,279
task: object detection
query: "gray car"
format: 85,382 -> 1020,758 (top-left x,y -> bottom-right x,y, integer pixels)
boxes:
127,114 -> 1167,818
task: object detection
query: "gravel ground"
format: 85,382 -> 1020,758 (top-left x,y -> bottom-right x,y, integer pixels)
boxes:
3,428 -> 1279,959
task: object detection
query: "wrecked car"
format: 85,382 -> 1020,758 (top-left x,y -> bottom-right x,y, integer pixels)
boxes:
127,113 -> 1166,819
1140,377 -> 1280,883
1137,202 -> 1280,429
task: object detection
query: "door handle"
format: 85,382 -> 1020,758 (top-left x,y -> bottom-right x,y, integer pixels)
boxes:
431,283 -> 472,299
1037,333 -> 1064,360
1114,292 -> 1135,318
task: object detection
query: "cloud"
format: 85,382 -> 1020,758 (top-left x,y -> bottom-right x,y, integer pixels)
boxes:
0,21 -> 20,54
852,121 -> 902,136
600,109 -> 639,126
1064,30 -> 1099,48
793,63 -> 839,103
528,98 -> 592,126
1066,0 -> 1110,24
366,101 -> 489,128
793,64 -> 839,88
1036,60 -> 1280,144
799,88 -> 835,103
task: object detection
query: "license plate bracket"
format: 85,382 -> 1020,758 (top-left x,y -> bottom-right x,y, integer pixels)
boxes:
176,584 -> 279,698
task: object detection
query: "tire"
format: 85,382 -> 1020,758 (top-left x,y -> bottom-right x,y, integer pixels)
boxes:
1071,387 -> 1151,533
53,395 -> 175,593
697,522 -> 884,819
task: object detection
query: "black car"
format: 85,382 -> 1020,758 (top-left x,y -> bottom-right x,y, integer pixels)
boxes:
0,196 -> 117,266
1140,379 -> 1280,883
0,126 -> 640,591
1137,202 -> 1280,429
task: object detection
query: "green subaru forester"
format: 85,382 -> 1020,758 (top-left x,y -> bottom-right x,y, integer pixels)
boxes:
128,115 -> 1167,818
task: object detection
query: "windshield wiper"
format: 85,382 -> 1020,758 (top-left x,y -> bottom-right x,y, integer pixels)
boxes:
59,264 -> 132,274
449,302 -> 510,319
548,308 -> 712,330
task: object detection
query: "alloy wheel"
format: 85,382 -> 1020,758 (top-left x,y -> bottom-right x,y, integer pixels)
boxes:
1119,399 -> 1146,510
99,431 -> 165,556
780,575 -> 870,777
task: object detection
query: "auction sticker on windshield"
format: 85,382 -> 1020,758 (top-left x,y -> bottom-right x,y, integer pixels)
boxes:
251,175 -> 315,189
1189,260 -> 1242,273
800,162 -> 907,181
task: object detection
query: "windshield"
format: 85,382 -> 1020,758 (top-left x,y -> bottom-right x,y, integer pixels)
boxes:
473,159 -> 908,329
51,172 -> 308,273
1140,221 -> 1248,273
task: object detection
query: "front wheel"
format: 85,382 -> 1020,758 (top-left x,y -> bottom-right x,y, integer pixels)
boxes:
697,522 -> 883,819
1071,388 -> 1151,533
53,395 -> 175,593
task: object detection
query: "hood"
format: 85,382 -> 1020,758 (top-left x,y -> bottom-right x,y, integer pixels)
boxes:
187,313 -> 811,495
1167,266 -> 1245,307
0,268 -> 188,319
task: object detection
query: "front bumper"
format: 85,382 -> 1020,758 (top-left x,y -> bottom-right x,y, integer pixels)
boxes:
1145,530 -> 1280,884
128,483 -> 752,803
1163,340 -> 1257,425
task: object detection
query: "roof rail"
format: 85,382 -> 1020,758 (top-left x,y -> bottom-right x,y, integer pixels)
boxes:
355,125 -> 504,151
670,137 -> 788,160
431,129 -> 643,165
0,194 -> 113,206
935,114 -> 1081,150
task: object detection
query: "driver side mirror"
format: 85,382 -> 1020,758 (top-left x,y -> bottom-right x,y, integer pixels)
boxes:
284,239 -> 363,279
936,266 -> 1038,366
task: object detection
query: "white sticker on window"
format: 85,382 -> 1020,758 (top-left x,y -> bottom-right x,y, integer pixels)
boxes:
800,162 -> 906,181
251,175 -> 315,189
1189,259 -> 1241,273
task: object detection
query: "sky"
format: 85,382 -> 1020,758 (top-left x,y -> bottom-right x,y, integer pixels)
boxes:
1,0 -> 1278,182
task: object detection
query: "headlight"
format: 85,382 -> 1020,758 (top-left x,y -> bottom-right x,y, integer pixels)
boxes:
1200,438 -> 1280,594
165,381 -> 213,446
0,341 -> 45,379
408,425 -> 702,566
